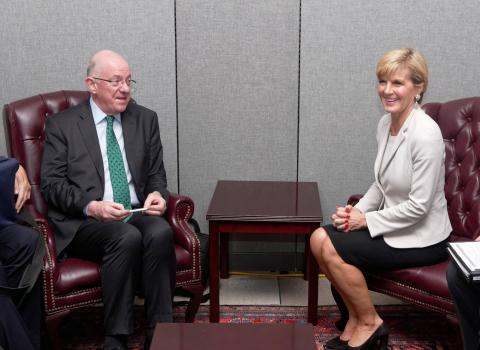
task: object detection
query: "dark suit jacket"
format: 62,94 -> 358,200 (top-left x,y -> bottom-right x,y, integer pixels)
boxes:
40,100 -> 170,254
0,156 -> 18,229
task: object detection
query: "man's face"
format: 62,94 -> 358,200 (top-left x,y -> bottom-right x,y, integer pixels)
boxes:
86,57 -> 132,115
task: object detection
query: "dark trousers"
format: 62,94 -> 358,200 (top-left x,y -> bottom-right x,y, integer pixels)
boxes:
447,261 -> 480,350
69,214 -> 176,335
0,224 -> 42,350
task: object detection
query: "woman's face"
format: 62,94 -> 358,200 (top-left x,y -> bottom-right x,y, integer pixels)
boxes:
377,67 -> 423,119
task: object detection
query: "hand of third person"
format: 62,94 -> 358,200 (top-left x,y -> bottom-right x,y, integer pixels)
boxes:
14,165 -> 31,212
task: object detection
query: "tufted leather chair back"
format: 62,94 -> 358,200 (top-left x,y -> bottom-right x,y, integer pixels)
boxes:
423,97 -> 480,242
4,90 -> 90,219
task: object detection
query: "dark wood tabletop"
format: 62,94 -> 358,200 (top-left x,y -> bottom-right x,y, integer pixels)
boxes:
150,323 -> 317,350
206,180 -> 322,222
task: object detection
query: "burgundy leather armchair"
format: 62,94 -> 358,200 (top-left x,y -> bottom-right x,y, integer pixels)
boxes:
332,97 -> 480,342
3,90 -> 203,348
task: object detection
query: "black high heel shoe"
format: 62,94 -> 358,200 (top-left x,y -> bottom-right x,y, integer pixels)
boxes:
325,335 -> 348,349
346,322 -> 389,350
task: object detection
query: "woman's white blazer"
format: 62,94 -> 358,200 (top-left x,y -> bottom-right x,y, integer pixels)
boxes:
355,107 -> 452,248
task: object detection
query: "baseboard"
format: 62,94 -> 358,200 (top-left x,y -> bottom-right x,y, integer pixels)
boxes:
228,252 -> 306,272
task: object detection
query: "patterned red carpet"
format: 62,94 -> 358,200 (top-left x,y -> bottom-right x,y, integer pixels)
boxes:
58,304 -> 458,349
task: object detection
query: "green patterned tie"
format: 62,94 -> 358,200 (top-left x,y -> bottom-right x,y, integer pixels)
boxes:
106,116 -> 132,211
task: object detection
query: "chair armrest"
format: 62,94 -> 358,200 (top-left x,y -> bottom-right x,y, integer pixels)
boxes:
166,194 -> 198,253
33,217 -> 58,278
32,216 -> 62,310
347,194 -> 364,206
27,205 -> 58,262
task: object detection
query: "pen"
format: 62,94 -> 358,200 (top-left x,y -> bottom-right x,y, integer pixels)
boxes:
130,207 -> 148,213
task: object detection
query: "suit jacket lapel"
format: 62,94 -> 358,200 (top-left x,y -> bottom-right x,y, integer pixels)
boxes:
77,102 -> 105,186
121,104 -> 141,188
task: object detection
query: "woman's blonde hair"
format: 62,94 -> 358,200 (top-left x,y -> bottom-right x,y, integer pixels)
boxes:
376,48 -> 428,103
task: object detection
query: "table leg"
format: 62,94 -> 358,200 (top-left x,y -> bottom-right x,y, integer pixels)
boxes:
306,233 -> 318,325
220,233 -> 230,279
303,238 -> 309,281
209,222 -> 220,322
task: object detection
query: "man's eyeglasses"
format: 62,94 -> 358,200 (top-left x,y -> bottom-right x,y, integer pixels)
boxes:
91,77 -> 136,89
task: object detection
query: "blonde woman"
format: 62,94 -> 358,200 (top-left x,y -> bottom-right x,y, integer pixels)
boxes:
310,48 -> 452,350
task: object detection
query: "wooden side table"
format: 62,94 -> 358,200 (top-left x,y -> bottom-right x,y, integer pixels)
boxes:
206,180 -> 323,324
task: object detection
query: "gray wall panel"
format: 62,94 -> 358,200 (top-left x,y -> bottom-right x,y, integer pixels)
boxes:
0,0 -> 178,191
177,0 -> 300,242
1,0 -> 480,271
299,0 -> 480,223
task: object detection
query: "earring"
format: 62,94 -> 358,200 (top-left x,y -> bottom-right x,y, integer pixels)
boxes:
415,94 -> 421,103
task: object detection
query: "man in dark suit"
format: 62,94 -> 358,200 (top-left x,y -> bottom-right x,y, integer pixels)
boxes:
41,50 -> 176,350
0,158 -> 42,350
447,250 -> 480,350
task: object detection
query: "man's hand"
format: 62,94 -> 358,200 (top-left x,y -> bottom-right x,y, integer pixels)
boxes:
14,165 -> 31,212
143,191 -> 167,216
86,201 -> 130,221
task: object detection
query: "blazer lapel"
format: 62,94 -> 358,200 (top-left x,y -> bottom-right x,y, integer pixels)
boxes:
374,118 -> 391,184
378,109 -> 417,177
378,132 -> 406,177
77,103 -> 105,185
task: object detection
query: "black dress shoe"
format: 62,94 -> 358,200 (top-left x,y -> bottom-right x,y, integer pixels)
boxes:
325,335 -> 348,349
346,323 -> 389,350
104,335 -> 129,350
143,327 -> 155,350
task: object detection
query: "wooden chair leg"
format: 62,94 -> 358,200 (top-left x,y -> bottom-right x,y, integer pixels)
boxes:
182,283 -> 204,322
446,315 -> 463,349
46,310 -> 70,350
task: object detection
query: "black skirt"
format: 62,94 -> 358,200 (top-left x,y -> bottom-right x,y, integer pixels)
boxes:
323,224 -> 448,271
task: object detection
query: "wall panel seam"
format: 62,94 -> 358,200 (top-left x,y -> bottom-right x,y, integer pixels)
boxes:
174,0 -> 180,194
295,0 -> 303,269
